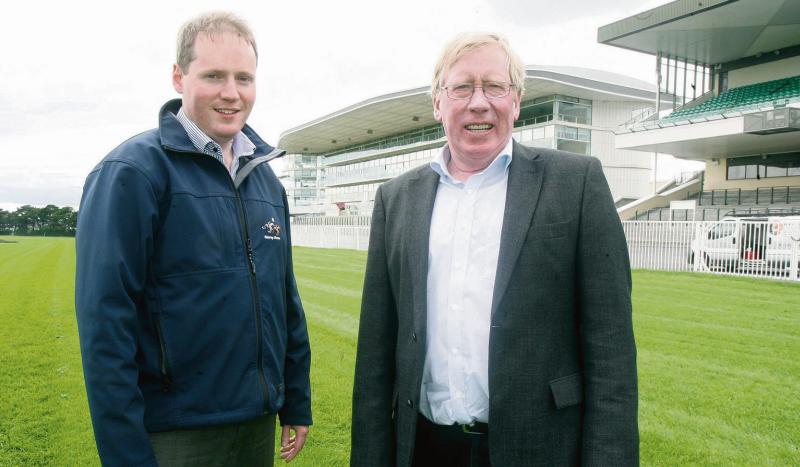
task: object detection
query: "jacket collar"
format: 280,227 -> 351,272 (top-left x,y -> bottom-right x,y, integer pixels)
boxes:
407,166 -> 440,333
157,99 -> 275,157
490,141 -> 544,318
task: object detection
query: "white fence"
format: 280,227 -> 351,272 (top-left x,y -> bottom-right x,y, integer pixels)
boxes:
291,216 -> 371,251
291,218 -> 800,282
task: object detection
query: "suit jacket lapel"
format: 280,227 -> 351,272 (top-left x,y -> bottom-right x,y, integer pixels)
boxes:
491,142 -> 543,318
407,167 -> 440,333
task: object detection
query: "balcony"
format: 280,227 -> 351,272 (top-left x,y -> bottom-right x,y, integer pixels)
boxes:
326,165 -> 411,187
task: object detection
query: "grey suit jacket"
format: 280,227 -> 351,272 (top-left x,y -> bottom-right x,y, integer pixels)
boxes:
351,142 -> 638,467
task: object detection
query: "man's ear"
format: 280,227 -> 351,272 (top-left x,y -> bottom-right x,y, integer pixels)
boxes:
172,64 -> 184,94
432,95 -> 442,122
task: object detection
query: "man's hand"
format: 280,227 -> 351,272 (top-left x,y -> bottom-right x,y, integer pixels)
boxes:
279,425 -> 308,462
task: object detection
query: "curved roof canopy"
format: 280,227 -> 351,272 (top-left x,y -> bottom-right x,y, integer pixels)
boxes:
598,0 -> 800,64
278,65 -> 657,155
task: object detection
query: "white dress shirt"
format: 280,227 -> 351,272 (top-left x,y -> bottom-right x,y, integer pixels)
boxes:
419,139 -> 513,425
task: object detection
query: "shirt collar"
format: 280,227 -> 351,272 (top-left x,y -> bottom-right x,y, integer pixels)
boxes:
175,107 -> 256,158
430,138 -> 514,185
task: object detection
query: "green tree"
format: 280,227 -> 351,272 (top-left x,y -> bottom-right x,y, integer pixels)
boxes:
13,205 -> 39,234
39,204 -> 59,235
0,209 -> 10,234
5,205 -> 78,237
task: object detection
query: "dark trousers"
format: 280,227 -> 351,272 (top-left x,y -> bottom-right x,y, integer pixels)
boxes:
149,413 -> 276,467
412,415 -> 490,467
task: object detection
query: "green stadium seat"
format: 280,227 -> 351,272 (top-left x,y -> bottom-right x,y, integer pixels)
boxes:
661,75 -> 800,122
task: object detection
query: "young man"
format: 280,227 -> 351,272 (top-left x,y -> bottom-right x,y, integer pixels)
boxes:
352,33 -> 638,466
76,12 -> 311,466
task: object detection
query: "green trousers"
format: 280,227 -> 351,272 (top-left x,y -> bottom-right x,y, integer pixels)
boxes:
149,414 -> 276,467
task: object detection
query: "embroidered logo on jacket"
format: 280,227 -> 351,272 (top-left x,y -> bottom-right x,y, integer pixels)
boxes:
261,218 -> 282,240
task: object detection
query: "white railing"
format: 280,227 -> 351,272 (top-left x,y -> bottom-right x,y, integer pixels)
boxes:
622,220 -> 799,281
291,224 -> 371,251
290,215 -> 371,250
326,165 -> 411,187
291,218 -> 800,281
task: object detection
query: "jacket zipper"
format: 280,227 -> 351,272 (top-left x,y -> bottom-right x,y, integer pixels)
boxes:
151,313 -> 172,392
165,146 -> 272,411
228,168 -> 271,413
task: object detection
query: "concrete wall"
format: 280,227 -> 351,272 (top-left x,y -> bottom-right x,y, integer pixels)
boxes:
703,159 -> 800,190
727,56 -> 800,88
592,100 -> 655,199
617,179 -> 700,220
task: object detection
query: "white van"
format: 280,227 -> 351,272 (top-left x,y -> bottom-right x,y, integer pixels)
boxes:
690,215 -> 800,275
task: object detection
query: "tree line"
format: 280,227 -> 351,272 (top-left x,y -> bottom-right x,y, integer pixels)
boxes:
0,205 -> 78,237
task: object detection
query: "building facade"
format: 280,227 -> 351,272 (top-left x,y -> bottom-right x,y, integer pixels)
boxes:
278,66 -> 664,216
600,0 -> 800,220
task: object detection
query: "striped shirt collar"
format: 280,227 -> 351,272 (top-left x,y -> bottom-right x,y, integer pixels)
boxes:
175,107 -> 256,159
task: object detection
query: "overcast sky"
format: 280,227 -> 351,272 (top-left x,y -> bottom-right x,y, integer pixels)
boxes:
0,0 -> 680,211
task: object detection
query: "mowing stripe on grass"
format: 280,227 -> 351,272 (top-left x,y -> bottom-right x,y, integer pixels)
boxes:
1,242 -> 798,466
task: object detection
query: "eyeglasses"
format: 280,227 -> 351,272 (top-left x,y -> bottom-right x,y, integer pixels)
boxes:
440,81 -> 515,100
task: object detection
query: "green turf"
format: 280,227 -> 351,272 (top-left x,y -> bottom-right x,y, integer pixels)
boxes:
632,270 -> 799,465
1,237 -> 798,465
0,237 -> 90,466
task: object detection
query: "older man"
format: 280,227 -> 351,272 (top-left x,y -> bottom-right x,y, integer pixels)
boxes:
76,12 -> 311,466
351,33 -> 638,466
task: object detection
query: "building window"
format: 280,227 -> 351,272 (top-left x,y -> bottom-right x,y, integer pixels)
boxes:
727,152 -> 800,180
556,99 -> 592,125
518,100 -> 554,125
517,94 -> 592,127
555,125 -> 590,155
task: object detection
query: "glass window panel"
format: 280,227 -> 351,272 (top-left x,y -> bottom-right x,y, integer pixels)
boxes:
557,139 -> 590,155
727,164 -> 744,179
518,102 -> 554,124
523,129 -> 533,141
766,163 -> 787,177
557,101 -> 591,125
557,126 -> 578,140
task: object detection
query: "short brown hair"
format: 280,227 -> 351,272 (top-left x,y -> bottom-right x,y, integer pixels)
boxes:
176,11 -> 257,72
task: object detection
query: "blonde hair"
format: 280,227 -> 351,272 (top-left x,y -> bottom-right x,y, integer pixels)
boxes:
176,11 -> 257,72
431,32 -> 525,99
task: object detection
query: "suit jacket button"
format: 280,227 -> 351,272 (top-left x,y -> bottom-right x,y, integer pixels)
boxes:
406,399 -> 413,408
411,332 -> 417,341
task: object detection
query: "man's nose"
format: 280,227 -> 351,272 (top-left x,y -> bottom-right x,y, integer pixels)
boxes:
220,77 -> 238,100
467,86 -> 490,110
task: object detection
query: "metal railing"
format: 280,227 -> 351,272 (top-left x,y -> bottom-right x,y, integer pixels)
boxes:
687,186 -> 800,206
624,220 -> 800,281
290,218 -> 800,282
633,206 -> 800,221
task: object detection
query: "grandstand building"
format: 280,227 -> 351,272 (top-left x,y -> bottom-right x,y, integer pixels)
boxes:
599,0 -> 800,220
278,66 -> 668,217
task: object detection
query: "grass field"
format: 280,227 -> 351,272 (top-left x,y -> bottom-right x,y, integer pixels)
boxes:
0,236 -> 798,465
